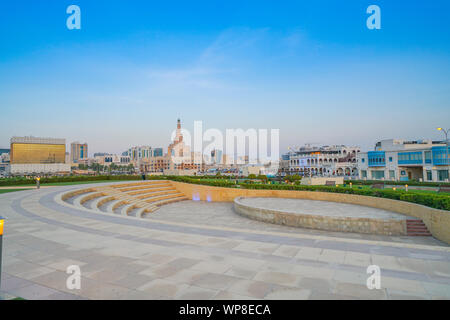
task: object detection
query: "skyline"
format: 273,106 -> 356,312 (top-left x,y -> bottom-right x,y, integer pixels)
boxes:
1,1 -> 450,154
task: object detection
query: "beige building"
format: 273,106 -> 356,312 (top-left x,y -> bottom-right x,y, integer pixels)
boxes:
70,142 -> 88,163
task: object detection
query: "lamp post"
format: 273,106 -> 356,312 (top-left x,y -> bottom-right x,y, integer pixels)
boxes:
437,127 -> 450,181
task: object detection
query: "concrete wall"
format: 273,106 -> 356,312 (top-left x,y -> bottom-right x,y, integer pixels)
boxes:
169,181 -> 450,244
301,176 -> 344,186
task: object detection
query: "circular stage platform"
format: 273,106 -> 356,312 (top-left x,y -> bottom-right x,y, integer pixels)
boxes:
234,197 -> 417,236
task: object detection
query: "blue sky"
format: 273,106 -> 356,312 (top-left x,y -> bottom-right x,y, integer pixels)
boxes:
1,0 -> 449,154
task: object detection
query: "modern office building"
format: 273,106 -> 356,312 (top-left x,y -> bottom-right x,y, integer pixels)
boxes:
9,136 -> 70,175
71,142 -> 88,163
357,139 -> 449,182
281,145 -> 360,176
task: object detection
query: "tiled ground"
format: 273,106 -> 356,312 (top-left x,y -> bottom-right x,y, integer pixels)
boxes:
0,183 -> 449,300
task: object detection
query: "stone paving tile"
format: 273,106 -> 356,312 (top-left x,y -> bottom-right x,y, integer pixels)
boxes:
139,264 -> 184,278
30,270 -> 76,294
175,285 -> 218,300
10,283 -> 61,300
190,272 -> 241,291
264,287 -> 311,300
290,265 -> 336,280
272,245 -> 301,258
387,289 -> 429,300
427,260 -> 450,278
137,279 -> 190,298
380,276 -> 426,294
333,269 -> 368,286
76,277 -> 130,300
14,266 -> 56,280
295,247 -> 323,260
0,274 -> 34,292
140,253 -> 177,265
333,282 -> 388,300
422,282 -> 450,298
309,291 -> 357,300
297,277 -> 333,293
213,290 -> 257,300
109,273 -> 155,290
317,249 -> 346,264
167,257 -> 201,269
224,266 -> 258,280
44,291 -> 85,300
192,261 -> 233,274
253,271 -> 301,287
117,289 -> 163,300
343,251 -> 371,267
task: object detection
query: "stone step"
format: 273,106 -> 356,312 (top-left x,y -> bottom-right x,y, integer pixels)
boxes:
137,190 -> 179,200
406,219 -> 431,237
127,187 -> 176,196
144,193 -> 187,204
115,183 -> 172,192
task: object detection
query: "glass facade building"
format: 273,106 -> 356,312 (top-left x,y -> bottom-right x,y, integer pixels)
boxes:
10,137 -> 66,164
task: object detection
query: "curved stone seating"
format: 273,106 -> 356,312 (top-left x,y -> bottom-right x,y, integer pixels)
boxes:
233,196 -> 413,236
61,180 -> 188,218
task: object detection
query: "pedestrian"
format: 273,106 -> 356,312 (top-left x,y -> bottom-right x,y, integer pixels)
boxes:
36,176 -> 41,189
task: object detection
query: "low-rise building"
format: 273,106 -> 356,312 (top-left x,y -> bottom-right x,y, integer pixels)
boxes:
281,145 -> 360,177
357,139 -> 449,182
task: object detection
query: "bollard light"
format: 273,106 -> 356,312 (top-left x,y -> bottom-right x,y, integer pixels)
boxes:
405,184 -> 408,192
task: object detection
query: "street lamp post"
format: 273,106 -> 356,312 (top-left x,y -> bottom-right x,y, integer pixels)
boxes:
437,127 -> 449,181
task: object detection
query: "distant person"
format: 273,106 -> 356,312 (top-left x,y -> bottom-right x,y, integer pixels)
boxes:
141,173 -> 146,180
36,176 -> 41,189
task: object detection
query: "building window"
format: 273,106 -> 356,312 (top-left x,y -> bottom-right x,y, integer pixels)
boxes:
438,170 -> 449,181
362,158 -> 365,163
426,170 -> 432,181
361,170 -> 367,178
389,170 -> 395,179
389,157 -> 393,162
424,151 -> 432,164
371,170 -> 385,179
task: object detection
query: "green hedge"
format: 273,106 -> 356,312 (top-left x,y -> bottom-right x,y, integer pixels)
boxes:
0,175 -> 141,186
239,183 -> 450,211
347,179 -> 446,187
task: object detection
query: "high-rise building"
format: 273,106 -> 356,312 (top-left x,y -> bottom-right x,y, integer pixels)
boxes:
9,136 -> 70,175
71,142 -> 88,163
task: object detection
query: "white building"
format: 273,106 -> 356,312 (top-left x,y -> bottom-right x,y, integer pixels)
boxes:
281,145 -> 360,177
357,139 -> 449,182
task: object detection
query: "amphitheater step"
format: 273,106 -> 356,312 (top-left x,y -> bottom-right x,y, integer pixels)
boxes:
406,219 -> 432,236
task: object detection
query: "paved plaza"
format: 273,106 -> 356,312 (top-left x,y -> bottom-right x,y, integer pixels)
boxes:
1,183 -> 450,300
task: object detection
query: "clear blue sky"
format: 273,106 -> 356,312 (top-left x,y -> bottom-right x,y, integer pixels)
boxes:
1,0 -> 449,154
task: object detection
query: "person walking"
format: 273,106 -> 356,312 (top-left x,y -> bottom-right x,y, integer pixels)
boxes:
36,176 -> 41,189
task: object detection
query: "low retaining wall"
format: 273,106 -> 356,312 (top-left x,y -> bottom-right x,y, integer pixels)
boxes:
169,181 -> 450,244
234,197 -> 406,236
